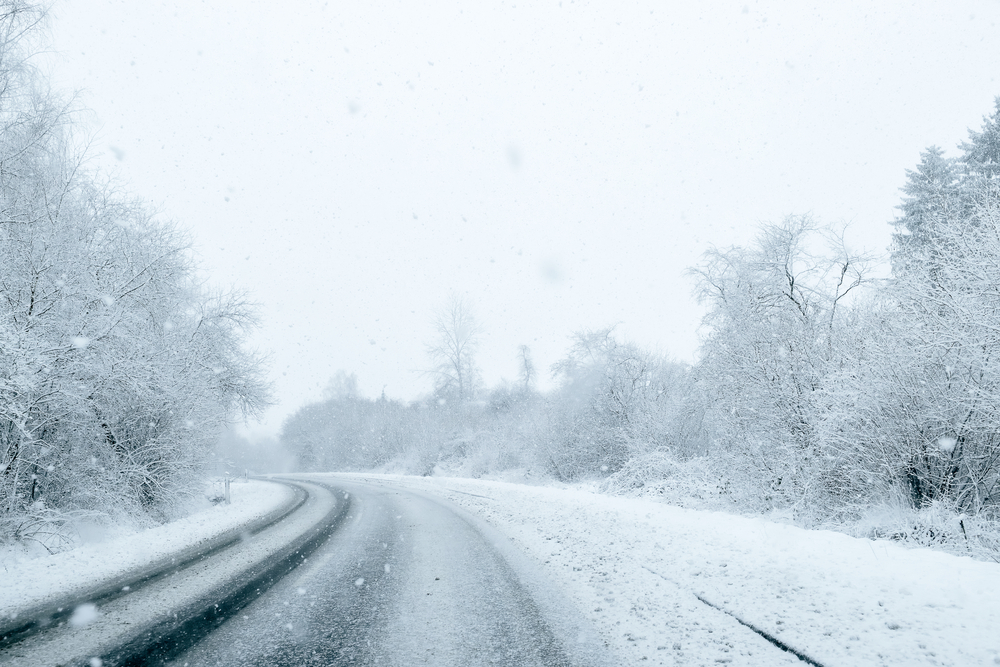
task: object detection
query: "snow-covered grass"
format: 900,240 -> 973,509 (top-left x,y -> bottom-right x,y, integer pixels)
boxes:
0,479 -> 294,622
593,452 -> 1000,562
336,473 -> 1000,667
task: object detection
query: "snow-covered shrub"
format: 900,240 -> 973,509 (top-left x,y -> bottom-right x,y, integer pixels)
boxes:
847,490 -> 1000,560
598,451 -> 735,510
599,450 -> 681,493
687,217 -> 876,517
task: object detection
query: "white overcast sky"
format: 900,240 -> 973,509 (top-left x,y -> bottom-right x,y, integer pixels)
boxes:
45,0 -> 1000,434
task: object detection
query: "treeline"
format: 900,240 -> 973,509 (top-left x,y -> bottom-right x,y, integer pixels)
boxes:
282,337 -> 686,481
282,99 -> 1000,553
0,2 -> 267,550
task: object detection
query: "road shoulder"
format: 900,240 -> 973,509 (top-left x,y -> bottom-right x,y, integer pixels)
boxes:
0,479 -> 295,625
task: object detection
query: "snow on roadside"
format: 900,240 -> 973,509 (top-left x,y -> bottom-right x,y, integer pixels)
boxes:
0,479 -> 294,620
337,473 -> 1000,667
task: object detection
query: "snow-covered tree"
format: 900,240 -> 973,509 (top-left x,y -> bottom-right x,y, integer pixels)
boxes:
960,96 -> 1000,181
544,328 -> 683,480
689,217 -> 875,511
516,344 -> 536,393
0,1 -> 268,547
891,146 -> 962,281
821,101 -> 1000,522
831,180 -> 1000,517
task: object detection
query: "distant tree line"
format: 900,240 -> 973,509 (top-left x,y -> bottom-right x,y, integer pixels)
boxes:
282,296 -> 688,481
0,2 -> 268,550
282,100 -> 1000,554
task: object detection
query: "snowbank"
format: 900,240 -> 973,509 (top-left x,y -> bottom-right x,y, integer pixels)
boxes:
336,473 -> 1000,667
0,479 -> 295,622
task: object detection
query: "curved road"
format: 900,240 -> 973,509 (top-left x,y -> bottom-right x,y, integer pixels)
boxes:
174,477 -> 611,667
0,479 -> 340,667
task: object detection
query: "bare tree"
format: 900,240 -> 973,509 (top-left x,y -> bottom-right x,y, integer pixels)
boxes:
322,370 -> 359,401
517,344 -> 535,393
544,328 -> 681,479
426,294 -> 482,403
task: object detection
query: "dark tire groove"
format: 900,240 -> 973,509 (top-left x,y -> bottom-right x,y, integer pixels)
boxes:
641,564 -> 825,666
0,479 -> 307,650
691,593 -> 825,667
95,485 -> 352,667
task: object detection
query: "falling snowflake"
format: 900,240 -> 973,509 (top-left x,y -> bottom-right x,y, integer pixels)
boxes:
69,603 -> 99,628
938,436 -> 958,453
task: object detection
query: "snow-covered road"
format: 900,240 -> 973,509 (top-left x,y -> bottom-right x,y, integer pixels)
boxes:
176,478 -> 610,666
4,474 -> 1000,666
330,474 -> 1000,667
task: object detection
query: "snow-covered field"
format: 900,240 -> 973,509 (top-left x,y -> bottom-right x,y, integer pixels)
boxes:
336,474 -> 1000,667
0,479 -> 294,622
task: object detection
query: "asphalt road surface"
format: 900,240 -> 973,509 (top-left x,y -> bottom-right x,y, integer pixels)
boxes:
173,477 -> 611,667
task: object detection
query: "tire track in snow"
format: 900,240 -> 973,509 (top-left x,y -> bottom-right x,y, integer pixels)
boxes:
0,481 -> 344,667
642,565 -> 825,666
0,479 -> 305,649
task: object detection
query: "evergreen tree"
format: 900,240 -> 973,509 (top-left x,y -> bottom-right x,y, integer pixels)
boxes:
960,96 -> 1000,180
891,146 -> 961,280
